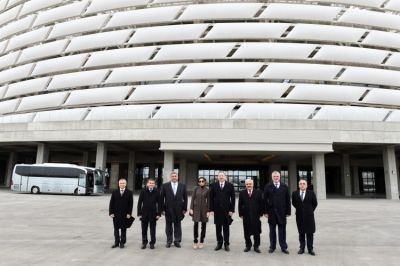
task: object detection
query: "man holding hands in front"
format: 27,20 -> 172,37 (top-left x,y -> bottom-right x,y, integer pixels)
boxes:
209,171 -> 235,252
109,178 -> 133,249
264,171 -> 291,254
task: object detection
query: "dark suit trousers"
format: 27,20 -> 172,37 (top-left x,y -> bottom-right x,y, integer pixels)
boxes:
216,222 -> 230,246
141,219 -> 156,245
244,230 -> 260,248
194,222 -> 206,243
299,233 -> 314,251
269,223 -> 288,250
114,227 -> 126,244
166,221 -> 182,244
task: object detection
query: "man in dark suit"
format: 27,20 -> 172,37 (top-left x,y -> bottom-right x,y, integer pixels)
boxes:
137,178 -> 161,250
209,171 -> 235,251
239,179 -> 264,253
109,178 -> 133,249
264,171 -> 291,254
292,179 -> 318,256
160,171 -> 188,248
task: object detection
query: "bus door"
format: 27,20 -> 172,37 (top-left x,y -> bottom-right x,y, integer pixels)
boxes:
93,170 -> 105,194
78,173 -> 87,194
20,175 -> 29,192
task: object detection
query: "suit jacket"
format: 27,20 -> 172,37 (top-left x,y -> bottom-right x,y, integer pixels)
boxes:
109,189 -> 133,229
264,182 -> 291,225
137,187 -> 161,222
238,189 -> 264,235
160,182 -> 188,223
292,189 -> 318,234
209,181 -> 235,225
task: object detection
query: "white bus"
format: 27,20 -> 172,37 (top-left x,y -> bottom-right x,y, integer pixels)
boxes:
11,163 -> 106,195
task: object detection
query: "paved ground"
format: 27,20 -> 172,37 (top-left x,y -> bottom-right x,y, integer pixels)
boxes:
0,189 -> 399,266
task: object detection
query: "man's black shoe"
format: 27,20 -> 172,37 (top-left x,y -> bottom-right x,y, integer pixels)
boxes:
111,243 -> 119,248
149,244 -> 155,249
308,250 -> 316,256
268,248 -> 275,253
298,249 -> 305,254
243,247 -> 250,252
120,243 -> 125,248
254,247 -> 261,253
141,244 -> 147,249
224,245 -> 230,251
282,249 -> 289,254
174,242 -> 181,248
215,245 -> 222,251
166,243 -> 171,248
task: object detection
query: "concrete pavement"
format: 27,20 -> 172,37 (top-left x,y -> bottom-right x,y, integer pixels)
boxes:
0,189 -> 399,266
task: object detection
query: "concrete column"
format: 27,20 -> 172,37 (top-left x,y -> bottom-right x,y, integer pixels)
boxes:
82,152 -> 89,166
110,163 -> 120,190
342,154 -> 352,197
383,146 -> 399,200
179,158 -> 187,184
5,152 -> 17,187
36,143 -> 49,164
288,160 -> 298,193
163,151 -> 174,183
353,166 -> 360,195
312,153 -> 326,200
95,142 -> 107,170
128,151 -> 136,191
149,162 -> 156,179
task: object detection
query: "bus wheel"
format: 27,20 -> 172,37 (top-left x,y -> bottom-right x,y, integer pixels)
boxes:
74,188 -> 78,195
31,186 -> 40,194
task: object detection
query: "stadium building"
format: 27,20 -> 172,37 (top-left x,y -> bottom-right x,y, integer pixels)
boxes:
0,0 -> 400,200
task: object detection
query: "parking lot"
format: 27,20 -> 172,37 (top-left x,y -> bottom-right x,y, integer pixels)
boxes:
0,189 -> 399,266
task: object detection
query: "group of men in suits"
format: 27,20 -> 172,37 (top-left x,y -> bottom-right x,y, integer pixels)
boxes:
239,170 -> 318,255
109,172 -> 188,249
108,170 -> 318,256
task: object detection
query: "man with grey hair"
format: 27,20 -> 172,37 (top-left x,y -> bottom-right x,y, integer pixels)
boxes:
109,178 -> 133,249
292,179 -> 318,256
209,171 -> 235,251
239,179 -> 264,253
264,171 -> 291,254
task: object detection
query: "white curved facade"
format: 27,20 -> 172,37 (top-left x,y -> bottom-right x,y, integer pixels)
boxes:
0,1 -> 400,199
0,0 -> 399,122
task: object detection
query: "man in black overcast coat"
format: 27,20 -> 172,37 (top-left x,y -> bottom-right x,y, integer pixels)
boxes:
209,171 -> 235,251
137,178 -> 161,250
292,178 -> 318,256
239,179 -> 264,253
109,178 -> 133,249
264,171 -> 291,254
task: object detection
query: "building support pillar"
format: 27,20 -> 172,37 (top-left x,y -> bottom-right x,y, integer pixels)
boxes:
179,158 -> 187,184
342,154 -> 352,197
128,151 -> 136,191
5,152 -> 17,187
110,163 -> 120,191
163,151 -> 174,183
289,160 -> 298,193
312,153 -> 326,200
353,166 -> 360,195
82,152 -> 89,166
383,146 -> 399,200
95,142 -> 107,170
36,143 -> 49,164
